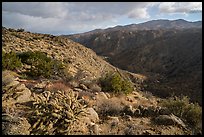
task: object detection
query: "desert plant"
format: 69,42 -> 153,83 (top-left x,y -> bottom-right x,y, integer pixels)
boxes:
100,72 -> 133,95
2,51 -> 22,71
28,89 -> 87,135
160,96 -> 202,129
96,97 -> 124,116
17,51 -> 64,78
17,28 -> 25,32
45,81 -> 69,92
182,102 -> 202,128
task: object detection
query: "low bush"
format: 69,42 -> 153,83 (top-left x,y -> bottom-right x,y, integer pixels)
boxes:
100,72 -> 133,95
17,51 -> 64,78
46,81 -> 69,92
2,51 -> 22,71
160,96 -> 202,129
96,97 -> 124,116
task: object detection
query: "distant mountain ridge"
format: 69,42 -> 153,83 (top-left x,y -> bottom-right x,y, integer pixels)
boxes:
63,19 -> 202,37
63,19 -> 202,105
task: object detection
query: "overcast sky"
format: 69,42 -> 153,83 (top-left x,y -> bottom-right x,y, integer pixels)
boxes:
2,2 -> 202,35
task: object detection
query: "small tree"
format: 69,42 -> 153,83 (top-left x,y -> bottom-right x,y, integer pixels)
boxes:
17,51 -> 64,78
2,51 -> 22,71
100,72 -> 133,95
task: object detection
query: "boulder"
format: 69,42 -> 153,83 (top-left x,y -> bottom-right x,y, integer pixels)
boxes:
169,114 -> 187,129
74,88 -> 84,92
2,114 -> 31,135
86,108 -> 99,123
96,92 -> 108,100
34,81 -> 47,89
2,70 -> 18,86
15,88 -> 31,103
69,80 -> 79,88
79,83 -> 88,90
5,81 -> 20,89
153,114 -> 186,128
88,84 -> 101,92
154,115 -> 175,125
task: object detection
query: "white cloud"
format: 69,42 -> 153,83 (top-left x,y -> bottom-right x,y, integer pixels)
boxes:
128,8 -> 150,19
2,2 -> 202,35
158,2 -> 202,14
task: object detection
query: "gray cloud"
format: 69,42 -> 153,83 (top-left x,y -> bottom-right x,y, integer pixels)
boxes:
158,2 -> 202,14
2,2 -> 202,35
2,2 -> 68,18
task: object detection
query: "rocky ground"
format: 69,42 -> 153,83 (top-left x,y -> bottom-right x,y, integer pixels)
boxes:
2,70 -> 192,135
2,27 -> 200,135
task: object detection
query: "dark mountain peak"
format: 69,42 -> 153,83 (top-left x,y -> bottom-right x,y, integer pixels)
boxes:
65,19 -> 202,36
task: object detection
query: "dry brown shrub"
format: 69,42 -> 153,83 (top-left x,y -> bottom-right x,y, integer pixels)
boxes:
95,97 -> 125,116
46,81 -> 69,92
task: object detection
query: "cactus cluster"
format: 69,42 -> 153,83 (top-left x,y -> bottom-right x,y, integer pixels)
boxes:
28,89 -> 87,135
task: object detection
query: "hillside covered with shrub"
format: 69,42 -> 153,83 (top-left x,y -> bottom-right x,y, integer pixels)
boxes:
2,27 -> 202,135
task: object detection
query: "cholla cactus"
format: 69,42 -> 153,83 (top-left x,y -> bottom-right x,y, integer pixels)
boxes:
28,89 -> 87,135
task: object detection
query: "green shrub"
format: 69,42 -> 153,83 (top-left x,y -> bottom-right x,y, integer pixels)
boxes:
183,102 -> 202,128
100,72 -> 133,95
160,96 -> 202,128
2,51 -> 22,71
17,28 -> 25,32
17,51 -> 64,78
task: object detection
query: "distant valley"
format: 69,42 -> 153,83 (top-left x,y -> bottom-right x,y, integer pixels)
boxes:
64,19 -> 202,104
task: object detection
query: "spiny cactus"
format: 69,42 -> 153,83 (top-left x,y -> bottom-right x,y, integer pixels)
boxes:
28,89 -> 87,135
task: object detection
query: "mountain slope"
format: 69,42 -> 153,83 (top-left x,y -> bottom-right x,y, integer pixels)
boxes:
63,20 -> 202,104
2,27 -> 202,135
2,27 -> 116,81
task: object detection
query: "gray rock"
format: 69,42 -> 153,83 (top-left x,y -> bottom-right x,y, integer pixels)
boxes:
79,83 -> 88,90
89,84 -> 101,92
153,114 -> 186,128
154,115 -> 174,125
5,81 -> 20,89
15,83 -> 26,91
16,88 -> 31,103
2,71 -> 17,86
73,88 -> 84,92
34,82 -> 47,89
169,114 -> 187,129
86,108 -> 99,123
2,114 -> 31,135
97,92 -> 108,100
69,80 -> 79,88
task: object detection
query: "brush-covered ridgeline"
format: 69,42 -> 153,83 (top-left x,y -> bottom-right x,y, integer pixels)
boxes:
2,27 -> 202,135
